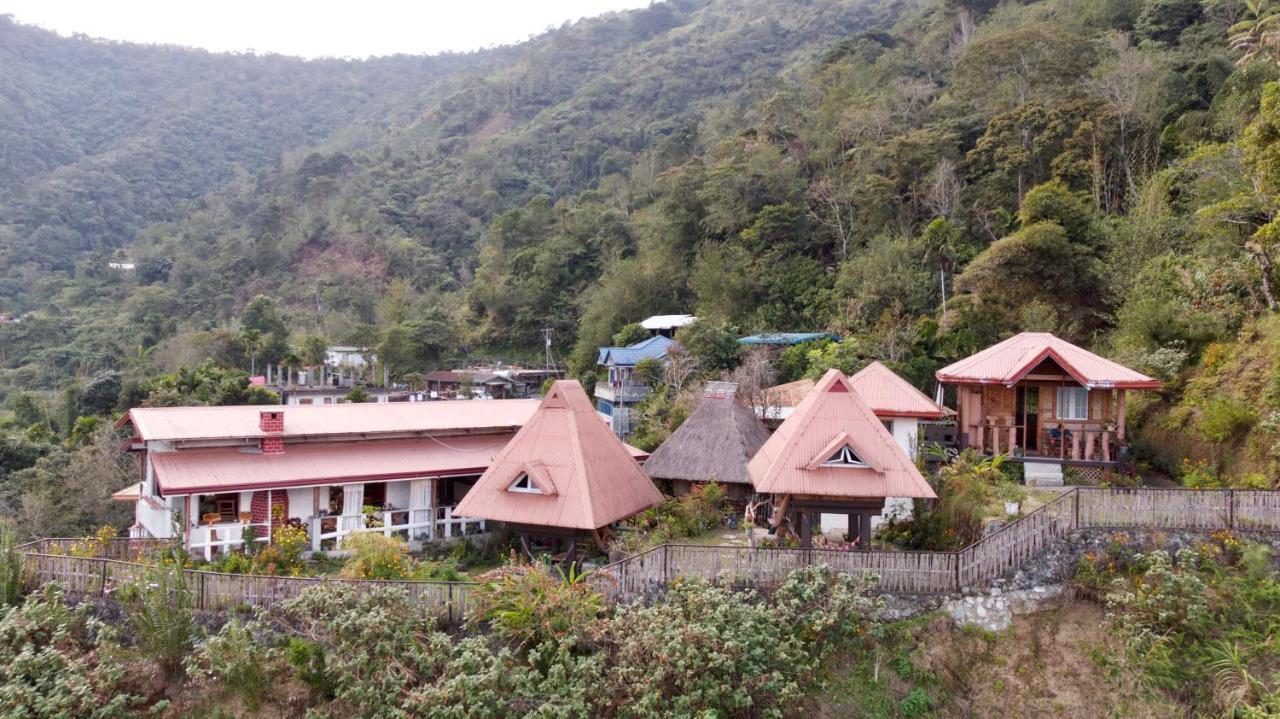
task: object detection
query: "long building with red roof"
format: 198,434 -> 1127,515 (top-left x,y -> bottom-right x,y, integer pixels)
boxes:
116,399 -> 646,559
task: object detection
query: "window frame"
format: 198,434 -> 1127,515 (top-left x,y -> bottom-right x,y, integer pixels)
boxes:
822,445 -> 868,468
1056,386 -> 1089,421
507,473 -> 542,494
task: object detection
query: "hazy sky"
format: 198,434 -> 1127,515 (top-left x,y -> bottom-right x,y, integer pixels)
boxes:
1,1 -> 655,59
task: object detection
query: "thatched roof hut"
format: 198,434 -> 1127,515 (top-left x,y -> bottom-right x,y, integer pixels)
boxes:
644,382 -> 770,498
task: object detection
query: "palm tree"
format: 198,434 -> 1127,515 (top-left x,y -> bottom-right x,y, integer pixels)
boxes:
241,329 -> 263,376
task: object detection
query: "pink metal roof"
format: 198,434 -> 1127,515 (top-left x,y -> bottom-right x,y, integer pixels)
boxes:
748,369 -> 936,499
148,433 -> 648,496
763,362 -> 948,419
153,434 -> 511,495
935,332 -> 1159,389
455,380 -> 663,531
121,399 -> 540,443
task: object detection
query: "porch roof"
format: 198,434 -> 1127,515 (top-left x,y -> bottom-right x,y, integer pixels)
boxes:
935,333 -> 1160,390
149,433 -> 649,496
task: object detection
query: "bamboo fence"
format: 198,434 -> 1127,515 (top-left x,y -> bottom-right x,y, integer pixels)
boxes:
19,487 -> 1280,608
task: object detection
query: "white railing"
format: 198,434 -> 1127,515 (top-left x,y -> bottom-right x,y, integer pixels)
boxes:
188,522 -> 271,561
309,506 -> 486,551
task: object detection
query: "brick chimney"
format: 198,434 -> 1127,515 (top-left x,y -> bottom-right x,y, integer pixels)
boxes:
259,410 -> 284,454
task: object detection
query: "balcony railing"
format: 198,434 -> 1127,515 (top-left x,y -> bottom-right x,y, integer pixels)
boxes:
309,506 -> 486,551
594,381 -> 652,404
189,522 -> 271,561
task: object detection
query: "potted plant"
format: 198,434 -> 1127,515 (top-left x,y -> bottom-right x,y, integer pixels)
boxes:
239,511 -> 252,524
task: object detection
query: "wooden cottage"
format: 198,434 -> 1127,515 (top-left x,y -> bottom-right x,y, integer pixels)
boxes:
642,381 -> 771,505
936,333 -> 1160,482
454,380 -> 663,564
747,369 -> 936,549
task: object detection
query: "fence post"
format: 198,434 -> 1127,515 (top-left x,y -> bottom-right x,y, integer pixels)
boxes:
1074,488 -> 1080,529
199,572 -> 207,611
662,544 -> 670,586
1228,489 -> 1235,529
447,584 -> 455,625
99,559 -> 108,597
954,550 -> 962,592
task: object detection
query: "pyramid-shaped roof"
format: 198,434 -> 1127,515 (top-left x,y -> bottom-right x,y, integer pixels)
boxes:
936,332 -> 1159,390
643,381 -> 771,485
455,380 -> 663,530
747,369 -> 936,499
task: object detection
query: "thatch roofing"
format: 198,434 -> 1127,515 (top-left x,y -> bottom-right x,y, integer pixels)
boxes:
643,381 -> 771,485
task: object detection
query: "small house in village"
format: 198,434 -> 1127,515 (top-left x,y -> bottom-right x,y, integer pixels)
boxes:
116,399 -> 646,559
936,332 -> 1160,484
737,332 -> 839,347
748,369 -> 937,549
640,314 -> 697,337
594,334 -> 675,436
454,380 -> 663,566
641,381 -> 771,506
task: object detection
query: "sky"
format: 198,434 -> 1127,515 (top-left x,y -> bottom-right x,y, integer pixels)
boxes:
1,0 -> 655,59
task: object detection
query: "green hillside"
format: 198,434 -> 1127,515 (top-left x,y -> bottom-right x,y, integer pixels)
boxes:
3,0 -> 1280,486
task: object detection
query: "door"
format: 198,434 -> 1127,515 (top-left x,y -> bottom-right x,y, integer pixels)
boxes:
1015,387 -> 1039,453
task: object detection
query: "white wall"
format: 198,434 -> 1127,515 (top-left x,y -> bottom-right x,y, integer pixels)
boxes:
821,416 -> 920,534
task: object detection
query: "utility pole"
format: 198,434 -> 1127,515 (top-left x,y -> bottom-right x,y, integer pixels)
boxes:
541,328 -> 554,371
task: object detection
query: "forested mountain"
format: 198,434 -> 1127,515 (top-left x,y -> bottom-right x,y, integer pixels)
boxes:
5,0 -> 1280,482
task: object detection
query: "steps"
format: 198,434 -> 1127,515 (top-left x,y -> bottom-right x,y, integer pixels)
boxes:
1023,461 -> 1064,487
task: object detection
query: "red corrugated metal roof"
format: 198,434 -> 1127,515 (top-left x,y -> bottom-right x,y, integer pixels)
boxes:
121,399 -> 540,443
148,433 -> 648,496
763,362 -> 948,419
455,380 -> 663,531
748,369 -> 936,499
935,332 -> 1160,389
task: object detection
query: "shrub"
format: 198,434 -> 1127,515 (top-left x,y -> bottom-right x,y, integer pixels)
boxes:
773,564 -> 882,651
1105,549 -> 1209,646
0,523 -> 23,606
1196,398 -> 1256,443
0,585 -> 142,717
467,564 -> 604,647
69,525 -> 119,558
594,580 -> 817,718
280,584 -> 445,716
118,560 -> 199,678
338,532 -> 413,580
185,616 -> 276,711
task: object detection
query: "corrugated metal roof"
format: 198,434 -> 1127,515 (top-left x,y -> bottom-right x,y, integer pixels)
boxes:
149,433 -> 649,496
640,314 -> 696,330
748,369 -> 936,499
111,482 -> 141,502
737,332 -> 838,346
455,380 -> 663,531
122,399 -> 540,443
763,362 -> 948,419
935,332 -> 1160,389
596,335 -> 675,367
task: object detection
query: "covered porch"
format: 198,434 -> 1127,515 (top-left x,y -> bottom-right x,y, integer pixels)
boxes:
936,333 -> 1161,468
181,474 -> 489,560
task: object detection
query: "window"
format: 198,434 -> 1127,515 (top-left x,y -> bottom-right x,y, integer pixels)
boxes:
508,473 -> 542,494
1056,386 -> 1089,420
823,445 -> 868,468
882,419 -> 894,434
197,493 -> 240,523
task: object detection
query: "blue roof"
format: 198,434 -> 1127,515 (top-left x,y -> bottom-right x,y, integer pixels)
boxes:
597,335 -> 675,366
737,332 -> 839,346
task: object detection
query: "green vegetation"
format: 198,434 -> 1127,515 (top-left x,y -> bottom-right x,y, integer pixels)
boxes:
1076,530 -> 1280,716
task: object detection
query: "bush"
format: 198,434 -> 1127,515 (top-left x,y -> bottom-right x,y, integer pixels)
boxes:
467,564 -> 604,647
185,616 -> 276,711
0,523 -> 23,606
622,481 -> 730,550
338,532 -> 414,580
280,584 -> 445,716
1196,397 -> 1256,443
0,585 -> 142,717
118,560 -> 199,678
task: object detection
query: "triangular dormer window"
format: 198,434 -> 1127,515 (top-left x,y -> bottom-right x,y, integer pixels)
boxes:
823,445 -> 867,468
508,473 -> 542,494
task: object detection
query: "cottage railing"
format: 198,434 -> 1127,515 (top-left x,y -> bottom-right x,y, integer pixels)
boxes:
17,487 -> 1280,612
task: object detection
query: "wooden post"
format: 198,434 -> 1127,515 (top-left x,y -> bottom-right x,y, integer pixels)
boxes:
846,513 -> 857,543
1117,390 -> 1126,443
858,513 -> 871,550
799,511 -> 812,549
